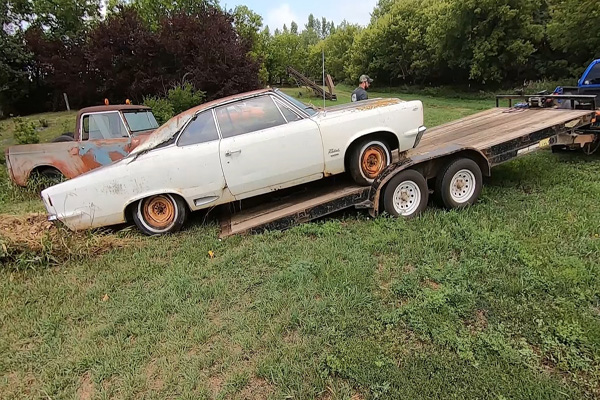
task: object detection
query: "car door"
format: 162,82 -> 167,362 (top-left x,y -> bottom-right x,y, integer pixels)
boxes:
216,94 -> 324,198
167,109 -> 229,208
76,111 -> 135,170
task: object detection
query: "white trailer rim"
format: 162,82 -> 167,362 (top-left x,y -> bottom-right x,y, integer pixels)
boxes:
449,169 -> 476,203
392,180 -> 421,216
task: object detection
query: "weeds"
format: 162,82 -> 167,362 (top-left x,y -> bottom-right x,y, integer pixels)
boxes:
13,117 -> 39,144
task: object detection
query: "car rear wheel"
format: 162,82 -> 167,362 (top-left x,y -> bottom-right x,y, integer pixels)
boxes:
133,194 -> 188,235
383,169 -> 428,218
349,139 -> 391,185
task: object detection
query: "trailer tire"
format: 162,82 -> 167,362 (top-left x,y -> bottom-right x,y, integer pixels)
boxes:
383,170 -> 428,218
133,194 -> 188,236
434,158 -> 482,209
348,139 -> 391,186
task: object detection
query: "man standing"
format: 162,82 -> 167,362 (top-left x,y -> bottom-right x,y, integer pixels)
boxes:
351,75 -> 373,102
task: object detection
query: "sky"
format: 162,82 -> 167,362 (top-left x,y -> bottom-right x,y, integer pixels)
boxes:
221,1 -> 378,31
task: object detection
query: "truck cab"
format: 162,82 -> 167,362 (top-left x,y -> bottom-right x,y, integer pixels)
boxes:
5,105 -> 159,187
577,59 -> 600,100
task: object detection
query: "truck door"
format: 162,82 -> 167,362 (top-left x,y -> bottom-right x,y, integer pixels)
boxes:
76,111 -> 134,171
216,94 -> 324,198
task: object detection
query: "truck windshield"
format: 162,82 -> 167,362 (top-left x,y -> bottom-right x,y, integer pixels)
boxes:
275,90 -> 318,116
123,110 -> 160,133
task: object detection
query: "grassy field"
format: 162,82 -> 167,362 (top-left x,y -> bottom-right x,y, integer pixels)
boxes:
1,91 -> 599,399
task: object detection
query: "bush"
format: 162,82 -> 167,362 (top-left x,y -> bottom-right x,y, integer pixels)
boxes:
143,83 -> 206,125
167,82 -> 206,115
143,96 -> 174,126
13,117 -> 39,144
38,118 -> 49,127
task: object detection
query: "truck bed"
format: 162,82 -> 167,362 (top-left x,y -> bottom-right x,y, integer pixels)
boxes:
220,107 -> 596,237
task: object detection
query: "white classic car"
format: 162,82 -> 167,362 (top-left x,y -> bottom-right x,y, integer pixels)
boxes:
41,88 -> 426,235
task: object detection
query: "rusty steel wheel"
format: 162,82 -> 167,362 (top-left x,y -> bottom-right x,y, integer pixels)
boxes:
349,139 -> 391,186
133,194 -> 188,236
361,145 -> 387,179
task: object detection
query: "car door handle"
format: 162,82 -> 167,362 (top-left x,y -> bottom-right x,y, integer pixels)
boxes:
225,149 -> 242,157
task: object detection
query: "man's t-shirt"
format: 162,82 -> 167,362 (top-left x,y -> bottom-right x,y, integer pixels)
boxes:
351,87 -> 368,102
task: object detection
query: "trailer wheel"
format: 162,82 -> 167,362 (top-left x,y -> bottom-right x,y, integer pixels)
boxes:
383,170 -> 428,218
435,158 -> 482,209
133,194 -> 188,236
348,139 -> 391,185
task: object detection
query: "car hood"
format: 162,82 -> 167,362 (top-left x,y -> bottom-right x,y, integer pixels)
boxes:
130,112 -> 194,156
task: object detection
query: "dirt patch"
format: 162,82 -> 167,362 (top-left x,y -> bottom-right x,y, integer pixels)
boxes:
422,279 -> 441,290
466,310 -> 488,334
77,372 -> 94,400
144,359 -> 165,391
283,329 -> 301,345
238,376 -> 274,400
0,213 -> 138,266
1,371 -> 37,397
208,375 -> 224,396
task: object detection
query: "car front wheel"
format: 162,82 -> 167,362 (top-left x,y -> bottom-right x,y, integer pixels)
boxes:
133,194 -> 188,235
349,139 -> 391,185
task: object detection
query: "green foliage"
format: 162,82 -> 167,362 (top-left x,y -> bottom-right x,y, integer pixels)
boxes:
38,118 -> 49,128
13,117 -> 39,144
142,96 -> 174,126
547,0 -> 600,76
166,83 -> 206,115
108,0 -> 218,29
141,82 -> 205,125
5,0 -> 102,37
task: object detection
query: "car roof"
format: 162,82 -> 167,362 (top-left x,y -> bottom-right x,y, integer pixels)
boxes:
178,88 -> 274,116
79,104 -> 152,114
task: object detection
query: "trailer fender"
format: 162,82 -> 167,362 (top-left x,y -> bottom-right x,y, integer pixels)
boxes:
369,145 -> 490,216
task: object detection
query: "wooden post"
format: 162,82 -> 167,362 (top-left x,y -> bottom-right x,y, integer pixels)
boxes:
63,93 -> 71,111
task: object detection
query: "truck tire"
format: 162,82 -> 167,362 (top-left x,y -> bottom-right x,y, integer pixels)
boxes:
383,169 -> 428,218
348,139 -> 391,185
30,167 -> 66,190
52,134 -> 74,142
133,194 -> 188,236
434,158 -> 482,209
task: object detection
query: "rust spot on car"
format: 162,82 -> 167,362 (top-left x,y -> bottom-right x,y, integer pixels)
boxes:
356,98 -> 402,111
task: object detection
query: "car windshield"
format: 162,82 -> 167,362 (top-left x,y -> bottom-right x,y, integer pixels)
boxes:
275,89 -> 318,116
123,110 -> 160,133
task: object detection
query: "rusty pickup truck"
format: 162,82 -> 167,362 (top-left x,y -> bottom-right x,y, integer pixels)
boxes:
5,104 -> 159,186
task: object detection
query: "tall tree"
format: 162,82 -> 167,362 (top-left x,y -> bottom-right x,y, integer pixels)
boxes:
547,0 -> 600,76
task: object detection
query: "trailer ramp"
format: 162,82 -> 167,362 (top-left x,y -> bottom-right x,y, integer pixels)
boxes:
219,180 -> 368,238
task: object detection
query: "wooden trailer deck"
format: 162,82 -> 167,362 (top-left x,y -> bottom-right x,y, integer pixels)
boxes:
411,107 -> 594,165
219,106 -> 596,237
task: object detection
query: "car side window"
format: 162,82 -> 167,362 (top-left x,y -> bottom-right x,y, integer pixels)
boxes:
215,95 -> 287,139
274,98 -> 302,122
177,111 -> 219,147
82,112 -> 128,140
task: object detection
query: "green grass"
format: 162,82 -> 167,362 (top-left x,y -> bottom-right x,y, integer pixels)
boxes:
1,93 -> 600,399
0,110 -> 77,157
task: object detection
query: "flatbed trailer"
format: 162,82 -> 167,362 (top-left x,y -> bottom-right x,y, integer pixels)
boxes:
220,102 -> 598,238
